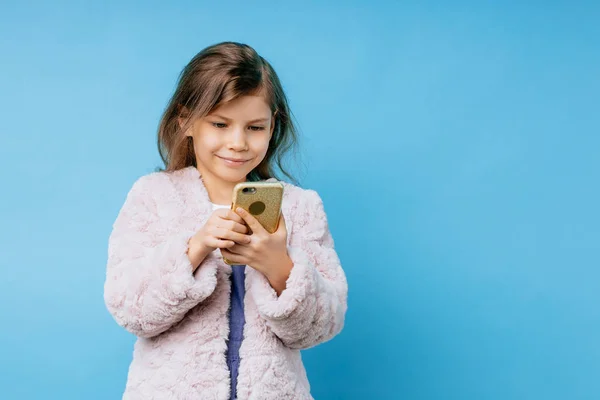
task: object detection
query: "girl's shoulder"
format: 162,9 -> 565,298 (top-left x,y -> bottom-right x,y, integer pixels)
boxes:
122,167 -> 196,207
125,171 -> 172,194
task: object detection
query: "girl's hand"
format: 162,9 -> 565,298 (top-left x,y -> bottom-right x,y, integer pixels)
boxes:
187,209 -> 251,271
221,207 -> 293,295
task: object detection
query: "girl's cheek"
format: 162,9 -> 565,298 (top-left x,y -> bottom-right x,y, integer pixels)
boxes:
201,135 -> 222,148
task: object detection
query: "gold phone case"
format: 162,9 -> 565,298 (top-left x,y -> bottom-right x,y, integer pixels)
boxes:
223,181 -> 284,265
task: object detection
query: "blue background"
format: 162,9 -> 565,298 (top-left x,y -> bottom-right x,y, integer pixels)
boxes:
1,1 -> 599,399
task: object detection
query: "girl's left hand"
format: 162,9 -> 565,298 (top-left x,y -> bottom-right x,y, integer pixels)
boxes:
220,207 -> 293,294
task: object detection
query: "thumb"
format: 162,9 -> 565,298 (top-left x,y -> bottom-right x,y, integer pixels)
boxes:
277,212 -> 287,233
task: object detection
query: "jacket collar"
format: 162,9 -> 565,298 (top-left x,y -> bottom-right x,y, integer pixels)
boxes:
175,165 -> 279,220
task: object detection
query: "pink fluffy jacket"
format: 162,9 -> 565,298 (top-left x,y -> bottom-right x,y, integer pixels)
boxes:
104,166 -> 348,399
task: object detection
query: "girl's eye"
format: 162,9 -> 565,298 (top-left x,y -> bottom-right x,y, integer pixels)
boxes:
212,122 -> 264,131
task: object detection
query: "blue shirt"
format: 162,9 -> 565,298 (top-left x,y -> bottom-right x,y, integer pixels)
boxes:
211,203 -> 245,400
227,265 -> 245,400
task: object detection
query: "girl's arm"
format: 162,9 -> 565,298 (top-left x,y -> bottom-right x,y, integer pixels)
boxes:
103,175 -> 219,338
250,190 -> 348,350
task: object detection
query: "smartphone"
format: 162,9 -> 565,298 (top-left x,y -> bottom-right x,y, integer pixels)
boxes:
222,181 -> 284,265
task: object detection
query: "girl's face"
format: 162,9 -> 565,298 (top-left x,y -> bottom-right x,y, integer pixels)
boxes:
184,95 -> 275,185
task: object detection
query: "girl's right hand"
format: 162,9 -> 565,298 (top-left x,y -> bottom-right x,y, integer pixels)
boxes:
187,209 -> 251,271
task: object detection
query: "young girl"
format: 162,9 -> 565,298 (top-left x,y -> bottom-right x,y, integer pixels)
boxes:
104,41 -> 348,400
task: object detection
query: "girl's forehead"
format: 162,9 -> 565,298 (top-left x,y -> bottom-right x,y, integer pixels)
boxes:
209,95 -> 272,117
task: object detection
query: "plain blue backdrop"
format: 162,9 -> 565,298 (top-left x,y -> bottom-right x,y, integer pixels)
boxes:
1,1 -> 599,399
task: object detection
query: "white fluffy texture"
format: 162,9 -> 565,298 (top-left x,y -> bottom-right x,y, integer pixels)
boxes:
104,166 -> 348,400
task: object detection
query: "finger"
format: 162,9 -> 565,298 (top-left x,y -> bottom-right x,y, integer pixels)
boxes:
217,209 -> 245,224
212,227 -> 251,245
228,243 -> 250,256
207,236 -> 236,249
221,248 -> 245,265
214,219 -> 248,234
235,207 -> 266,235
226,220 -> 249,234
277,213 -> 286,232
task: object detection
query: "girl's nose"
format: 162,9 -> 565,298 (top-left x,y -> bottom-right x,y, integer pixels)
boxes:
227,128 -> 248,150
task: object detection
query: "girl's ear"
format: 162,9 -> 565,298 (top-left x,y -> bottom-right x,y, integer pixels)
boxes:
178,118 -> 193,137
177,105 -> 192,136
177,116 -> 184,129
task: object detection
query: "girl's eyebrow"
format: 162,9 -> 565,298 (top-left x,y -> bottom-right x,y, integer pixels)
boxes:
210,114 -> 269,124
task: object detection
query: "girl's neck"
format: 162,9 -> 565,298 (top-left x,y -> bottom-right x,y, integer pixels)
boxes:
197,168 -> 246,205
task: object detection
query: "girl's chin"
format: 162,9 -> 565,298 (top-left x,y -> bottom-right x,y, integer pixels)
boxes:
215,164 -> 251,180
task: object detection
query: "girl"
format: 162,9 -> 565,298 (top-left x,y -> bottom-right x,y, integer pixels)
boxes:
104,42 -> 348,400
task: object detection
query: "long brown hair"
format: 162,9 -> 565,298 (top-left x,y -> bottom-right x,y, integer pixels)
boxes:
156,41 -> 302,184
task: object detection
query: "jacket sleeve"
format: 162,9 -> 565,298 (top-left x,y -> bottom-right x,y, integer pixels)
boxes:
103,176 -> 219,338
250,189 -> 348,350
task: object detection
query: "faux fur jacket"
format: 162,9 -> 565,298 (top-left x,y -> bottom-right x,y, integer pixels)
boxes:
104,166 -> 348,399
